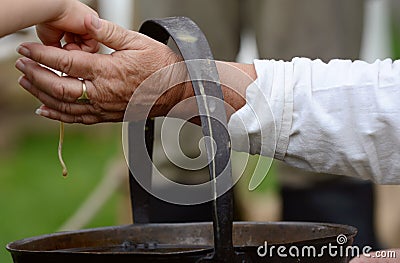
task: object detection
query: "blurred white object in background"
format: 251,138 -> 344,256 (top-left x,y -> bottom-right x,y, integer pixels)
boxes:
97,0 -> 134,54
236,29 -> 259,64
361,0 -> 392,62
0,27 -> 37,61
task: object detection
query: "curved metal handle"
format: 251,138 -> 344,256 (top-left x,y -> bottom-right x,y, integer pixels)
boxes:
128,17 -> 236,262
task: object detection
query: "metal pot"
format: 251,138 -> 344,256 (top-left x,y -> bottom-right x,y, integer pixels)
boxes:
7,222 -> 356,263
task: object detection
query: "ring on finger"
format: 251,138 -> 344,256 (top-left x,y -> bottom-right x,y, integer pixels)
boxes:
76,79 -> 90,104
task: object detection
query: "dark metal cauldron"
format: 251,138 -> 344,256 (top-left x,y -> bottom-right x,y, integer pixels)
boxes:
7,222 -> 356,263
7,17 -> 357,263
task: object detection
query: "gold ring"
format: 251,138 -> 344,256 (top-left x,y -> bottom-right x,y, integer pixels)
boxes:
76,79 -> 90,104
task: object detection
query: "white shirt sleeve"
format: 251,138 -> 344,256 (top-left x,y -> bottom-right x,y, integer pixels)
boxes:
228,58 -> 400,184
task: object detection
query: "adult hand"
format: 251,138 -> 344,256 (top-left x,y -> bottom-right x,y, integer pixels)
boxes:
16,15 -> 186,124
350,249 -> 399,263
36,0 -> 99,52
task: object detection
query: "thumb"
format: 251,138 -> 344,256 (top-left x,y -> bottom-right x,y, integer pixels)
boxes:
84,14 -> 144,51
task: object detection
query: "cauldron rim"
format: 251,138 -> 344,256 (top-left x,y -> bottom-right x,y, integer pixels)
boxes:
7,221 -> 357,255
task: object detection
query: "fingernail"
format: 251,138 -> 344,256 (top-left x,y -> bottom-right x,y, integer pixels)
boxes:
35,108 -> 43,116
91,15 -> 101,29
16,45 -> 31,57
15,59 -> 25,71
18,76 -> 31,89
35,108 -> 49,116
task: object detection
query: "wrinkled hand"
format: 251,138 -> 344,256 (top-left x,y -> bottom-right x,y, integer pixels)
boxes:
16,15 -> 186,124
37,0 -> 99,52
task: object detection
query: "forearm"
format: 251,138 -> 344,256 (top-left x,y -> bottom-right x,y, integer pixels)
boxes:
166,61 -> 255,123
229,58 -> 400,184
219,62 -> 257,113
0,0 -> 66,37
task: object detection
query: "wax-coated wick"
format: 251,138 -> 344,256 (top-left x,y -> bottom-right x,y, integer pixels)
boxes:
58,122 -> 68,177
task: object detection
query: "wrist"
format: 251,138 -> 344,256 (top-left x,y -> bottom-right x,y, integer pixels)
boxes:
217,62 -> 256,120
51,0 -> 95,31
52,0 -> 71,23
149,58 -> 256,122
160,61 -> 255,121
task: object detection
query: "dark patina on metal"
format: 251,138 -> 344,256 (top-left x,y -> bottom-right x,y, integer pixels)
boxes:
7,222 -> 356,263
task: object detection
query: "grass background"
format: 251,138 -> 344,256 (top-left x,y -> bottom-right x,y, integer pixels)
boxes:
0,126 -> 124,262
0,121 -> 278,263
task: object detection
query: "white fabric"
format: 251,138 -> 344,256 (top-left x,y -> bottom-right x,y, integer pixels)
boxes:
228,58 -> 400,184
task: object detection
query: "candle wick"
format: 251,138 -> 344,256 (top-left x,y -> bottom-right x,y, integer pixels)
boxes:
58,122 -> 68,177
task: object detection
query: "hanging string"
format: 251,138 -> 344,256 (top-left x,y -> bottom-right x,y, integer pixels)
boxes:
58,121 -> 68,177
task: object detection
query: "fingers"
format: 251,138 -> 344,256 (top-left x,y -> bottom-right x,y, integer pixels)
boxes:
16,57 -> 125,124
66,39 -> 99,53
64,33 -> 100,52
15,57 -> 89,102
35,24 -> 64,48
18,75 -> 90,116
84,14 -> 153,51
36,105 -> 124,124
16,42 -> 96,79
16,57 -> 96,116
36,105 -> 100,124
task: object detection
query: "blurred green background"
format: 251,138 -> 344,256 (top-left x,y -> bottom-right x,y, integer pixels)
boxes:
0,115 -> 278,263
0,121 -> 125,262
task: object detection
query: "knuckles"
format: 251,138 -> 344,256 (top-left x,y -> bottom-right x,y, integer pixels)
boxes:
56,55 -> 74,75
53,81 -> 68,101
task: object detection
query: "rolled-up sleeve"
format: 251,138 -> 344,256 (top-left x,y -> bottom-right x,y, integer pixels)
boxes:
228,58 -> 400,184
